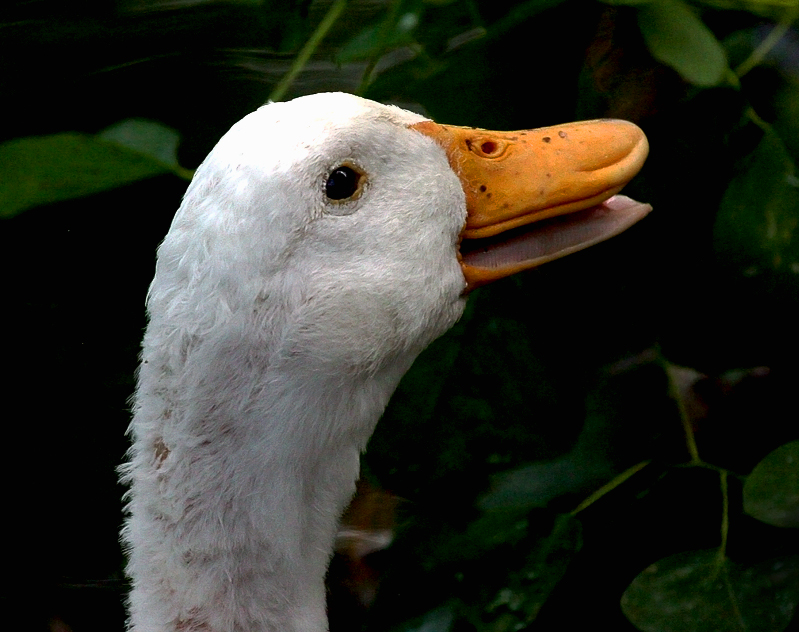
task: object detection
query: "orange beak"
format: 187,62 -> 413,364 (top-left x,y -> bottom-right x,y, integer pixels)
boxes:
411,119 -> 651,291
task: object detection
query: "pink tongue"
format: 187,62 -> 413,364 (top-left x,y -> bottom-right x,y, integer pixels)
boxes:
461,195 -> 652,271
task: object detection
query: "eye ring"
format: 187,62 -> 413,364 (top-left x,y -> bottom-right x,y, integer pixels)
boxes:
325,163 -> 366,202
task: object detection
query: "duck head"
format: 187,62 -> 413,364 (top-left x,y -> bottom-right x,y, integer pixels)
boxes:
126,92 -> 650,632
152,93 -> 649,379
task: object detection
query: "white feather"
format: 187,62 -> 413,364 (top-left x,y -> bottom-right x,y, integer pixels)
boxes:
121,93 -> 468,632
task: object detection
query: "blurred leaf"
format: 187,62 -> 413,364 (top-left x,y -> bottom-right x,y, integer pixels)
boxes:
480,514 -> 582,630
336,0 -> 424,63
773,77 -> 799,167
0,119 -> 185,219
698,1 -> 799,20
478,441 -> 613,513
484,0 -> 569,39
387,297 -> 475,428
744,441 -> 799,527
637,0 -> 728,86
602,0 -> 657,5
397,514 -> 582,631
745,0 -> 799,5
478,365 -> 662,514
337,21 -> 413,63
713,129 -> 799,278
622,550 -> 799,632
394,604 -> 457,632
99,118 -> 182,171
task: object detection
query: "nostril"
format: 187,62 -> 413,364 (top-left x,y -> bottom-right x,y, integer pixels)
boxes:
465,137 -> 507,158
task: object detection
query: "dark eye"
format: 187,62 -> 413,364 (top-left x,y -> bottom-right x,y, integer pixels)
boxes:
325,165 -> 363,201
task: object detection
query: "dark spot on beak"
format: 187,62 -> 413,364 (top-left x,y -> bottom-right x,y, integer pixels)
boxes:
558,131 -> 567,138
542,136 -> 551,143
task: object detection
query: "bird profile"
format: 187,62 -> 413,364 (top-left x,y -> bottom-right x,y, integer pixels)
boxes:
121,92 -> 650,632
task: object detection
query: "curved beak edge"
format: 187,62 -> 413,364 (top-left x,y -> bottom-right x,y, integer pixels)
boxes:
411,119 -> 651,292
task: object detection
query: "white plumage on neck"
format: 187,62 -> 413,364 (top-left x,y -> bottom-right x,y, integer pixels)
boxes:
121,93 -> 468,632
122,91 -> 653,632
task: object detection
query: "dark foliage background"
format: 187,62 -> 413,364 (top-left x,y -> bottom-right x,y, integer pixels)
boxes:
2,1 -> 797,631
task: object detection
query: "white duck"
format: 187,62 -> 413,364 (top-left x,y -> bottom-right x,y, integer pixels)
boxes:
121,92 -> 650,632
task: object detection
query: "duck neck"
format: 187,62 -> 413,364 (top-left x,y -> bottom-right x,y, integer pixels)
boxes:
123,327 -> 413,632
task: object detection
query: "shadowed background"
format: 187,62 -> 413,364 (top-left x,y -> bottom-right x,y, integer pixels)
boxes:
2,1 -> 797,630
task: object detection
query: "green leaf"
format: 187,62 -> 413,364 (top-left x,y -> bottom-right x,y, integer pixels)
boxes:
99,118 -> 182,171
337,23 -> 393,63
0,119 -> 185,219
773,78 -> 799,168
392,604 -> 457,632
336,3 -> 423,63
602,0 -> 657,5
480,514 -> 582,630
484,0 -> 570,39
698,1 -> 799,20
637,0 -> 728,86
713,130 -> 799,279
744,441 -> 799,528
622,550 -> 799,632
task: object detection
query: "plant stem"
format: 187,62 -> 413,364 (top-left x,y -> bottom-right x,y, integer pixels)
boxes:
571,460 -> 651,515
356,57 -> 380,96
663,362 -> 702,465
717,471 -> 746,632
734,8 -> 798,79
269,0 -> 349,103
718,469 -> 729,560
